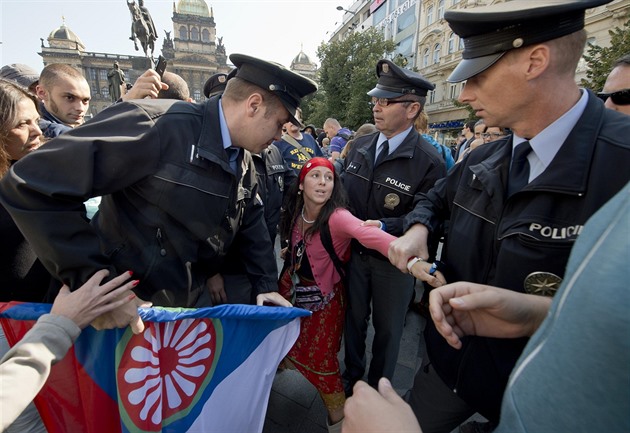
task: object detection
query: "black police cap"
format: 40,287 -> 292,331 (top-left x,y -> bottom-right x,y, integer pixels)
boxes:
368,59 -> 434,98
203,72 -> 229,98
229,53 -> 318,126
445,0 -> 614,82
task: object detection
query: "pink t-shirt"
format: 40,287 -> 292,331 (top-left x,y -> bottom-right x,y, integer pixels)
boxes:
291,208 -> 396,295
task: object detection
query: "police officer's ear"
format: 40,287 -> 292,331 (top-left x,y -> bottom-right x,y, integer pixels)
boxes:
246,92 -> 264,118
521,44 -> 552,81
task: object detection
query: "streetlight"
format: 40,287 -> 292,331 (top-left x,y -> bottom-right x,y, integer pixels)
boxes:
336,5 -> 357,15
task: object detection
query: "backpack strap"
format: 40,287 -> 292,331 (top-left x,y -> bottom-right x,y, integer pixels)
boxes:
319,221 -> 346,282
282,134 -> 313,161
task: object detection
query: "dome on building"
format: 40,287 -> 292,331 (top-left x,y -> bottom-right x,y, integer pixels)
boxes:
47,19 -> 85,50
176,0 -> 211,17
291,49 -> 314,67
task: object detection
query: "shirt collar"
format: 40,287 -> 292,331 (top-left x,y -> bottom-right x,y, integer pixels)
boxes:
218,97 -> 233,151
377,125 -> 413,154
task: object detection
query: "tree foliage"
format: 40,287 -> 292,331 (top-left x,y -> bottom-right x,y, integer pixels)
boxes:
303,28 -> 396,130
580,17 -> 630,91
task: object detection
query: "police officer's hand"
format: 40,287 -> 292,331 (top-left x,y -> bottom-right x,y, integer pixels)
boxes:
388,223 -> 430,272
429,282 -> 552,349
206,274 -> 227,305
343,378 -> 421,433
122,69 -> 168,100
256,292 -> 292,307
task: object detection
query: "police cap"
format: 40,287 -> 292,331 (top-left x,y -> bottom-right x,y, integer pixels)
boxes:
229,53 -> 318,126
203,72 -> 229,98
368,59 -> 434,98
445,0 -> 614,83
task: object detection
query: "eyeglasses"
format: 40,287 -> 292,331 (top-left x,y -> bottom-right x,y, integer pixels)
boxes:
370,97 -> 417,107
597,89 -> 630,105
482,132 -> 505,139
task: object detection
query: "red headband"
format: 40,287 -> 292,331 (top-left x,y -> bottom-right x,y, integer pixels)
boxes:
299,157 -> 335,183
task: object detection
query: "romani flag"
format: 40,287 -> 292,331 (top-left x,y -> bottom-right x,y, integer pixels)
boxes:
0,302 -> 309,433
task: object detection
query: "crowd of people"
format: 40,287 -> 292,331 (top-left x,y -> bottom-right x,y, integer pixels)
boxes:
0,0 -> 629,432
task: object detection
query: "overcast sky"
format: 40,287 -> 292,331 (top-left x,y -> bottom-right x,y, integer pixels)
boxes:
1,0 -> 349,72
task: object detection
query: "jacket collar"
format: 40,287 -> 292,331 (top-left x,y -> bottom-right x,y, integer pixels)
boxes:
470,91 -> 604,196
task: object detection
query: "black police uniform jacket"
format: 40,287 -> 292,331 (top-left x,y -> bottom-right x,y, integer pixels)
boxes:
342,128 -> 446,257
0,96 -> 278,307
404,92 -> 630,421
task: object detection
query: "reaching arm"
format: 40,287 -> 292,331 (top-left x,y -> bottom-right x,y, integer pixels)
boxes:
122,69 -> 168,100
429,282 -> 552,349
0,270 -> 139,429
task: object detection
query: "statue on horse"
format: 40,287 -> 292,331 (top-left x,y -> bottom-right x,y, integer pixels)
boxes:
127,0 -> 157,58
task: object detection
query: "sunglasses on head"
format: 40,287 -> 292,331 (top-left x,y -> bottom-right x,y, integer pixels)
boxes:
597,89 -> 630,105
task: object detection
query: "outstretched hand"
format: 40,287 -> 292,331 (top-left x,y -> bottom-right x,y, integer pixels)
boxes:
51,270 -> 141,330
343,378 -> 421,433
122,69 -> 168,100
429,282 -> 552,349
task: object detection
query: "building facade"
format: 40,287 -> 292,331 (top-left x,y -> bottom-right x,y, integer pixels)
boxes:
329,0 -> 630,145
39,0 -> 230,116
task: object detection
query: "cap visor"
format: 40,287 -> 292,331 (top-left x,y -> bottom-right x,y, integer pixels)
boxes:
447,52 -> 505,82
367,87 -> 404,99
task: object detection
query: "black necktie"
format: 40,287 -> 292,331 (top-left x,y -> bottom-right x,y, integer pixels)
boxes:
375,140 -> 389,166
508,141 -> 532,196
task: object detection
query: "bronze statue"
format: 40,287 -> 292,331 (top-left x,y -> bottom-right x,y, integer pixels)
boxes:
107,61 -> 125,102
127,0 -> 156,58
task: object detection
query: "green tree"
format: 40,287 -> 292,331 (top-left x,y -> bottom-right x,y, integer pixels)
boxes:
303,28 -> 396,130
581,17 -> 630,91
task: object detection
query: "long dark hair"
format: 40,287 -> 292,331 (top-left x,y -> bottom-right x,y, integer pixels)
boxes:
279,165 -> 349,247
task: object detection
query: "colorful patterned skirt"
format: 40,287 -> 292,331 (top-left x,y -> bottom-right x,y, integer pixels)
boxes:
278,268 -> 346,412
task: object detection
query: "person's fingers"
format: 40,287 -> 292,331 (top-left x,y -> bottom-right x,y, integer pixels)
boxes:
87,269 -> 110,286
129,314 -> 145,335
376,377 -> 399,403
57,285 -> 71,296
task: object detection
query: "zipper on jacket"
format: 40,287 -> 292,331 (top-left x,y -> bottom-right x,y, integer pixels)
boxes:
156,228 -> 167,256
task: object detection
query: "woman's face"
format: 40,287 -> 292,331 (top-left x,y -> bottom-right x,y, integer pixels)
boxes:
4,98 -> 42,161
300,166 -> 334,206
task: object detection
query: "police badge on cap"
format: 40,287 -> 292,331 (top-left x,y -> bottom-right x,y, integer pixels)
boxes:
444,0 -> 614,82
368,59 -> 434,98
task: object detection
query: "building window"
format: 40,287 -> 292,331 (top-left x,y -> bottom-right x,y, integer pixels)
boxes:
438,0 -> 445,19
91,83 -> 98,94
423,49 -> 430,67
458,36 -> 465,50
193,89 -> 201,102
191,27 -> 199,41
426,5 -> 434,26
179,26 -> 187,40
99,69 -> 108,81
397,6 -> 415,33
101,86 -> 109,99
88,68 -> 97,80
449,83 -> 458,99
433,44 -> 441,64
374,6 -> 386,26
429,90 -> 435,104
448,32 -> 455,53
202,28 -> 210,42
396,35 -> 414,58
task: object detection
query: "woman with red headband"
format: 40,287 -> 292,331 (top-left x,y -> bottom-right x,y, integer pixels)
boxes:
277,157 -> 410,432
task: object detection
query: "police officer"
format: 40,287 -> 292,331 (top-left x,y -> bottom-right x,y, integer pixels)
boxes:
341,60 -> 446,394
0,53 -> 317,334
387,1 -> 630,431
203,71 -> 296,305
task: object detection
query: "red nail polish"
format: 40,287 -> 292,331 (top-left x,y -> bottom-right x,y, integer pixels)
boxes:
132,280 -> 140,287
128,270 -> 134,276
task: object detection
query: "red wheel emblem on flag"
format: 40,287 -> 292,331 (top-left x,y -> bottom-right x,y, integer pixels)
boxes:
117,318 -> 218,431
